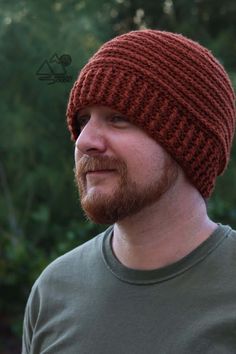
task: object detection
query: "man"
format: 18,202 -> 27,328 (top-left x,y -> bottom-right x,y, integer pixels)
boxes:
22,30 -> 236,353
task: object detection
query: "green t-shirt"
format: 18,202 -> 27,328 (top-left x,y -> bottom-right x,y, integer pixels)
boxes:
22,224 -> 236,353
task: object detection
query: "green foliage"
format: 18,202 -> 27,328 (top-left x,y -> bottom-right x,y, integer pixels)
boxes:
1,0 -> 236,351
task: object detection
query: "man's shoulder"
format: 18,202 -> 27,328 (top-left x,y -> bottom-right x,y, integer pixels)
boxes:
223,223 -> 236,252
35,227 -> 111,288
210,224 -> 236,269
227,224 -> 236,238
221,223 -> 236,244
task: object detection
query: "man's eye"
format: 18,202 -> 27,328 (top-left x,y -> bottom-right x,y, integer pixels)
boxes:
110,115 -> 127,124
77,115 -> 90,130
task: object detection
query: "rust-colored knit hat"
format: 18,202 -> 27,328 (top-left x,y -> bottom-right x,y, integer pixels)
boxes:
67,30 -> 236,198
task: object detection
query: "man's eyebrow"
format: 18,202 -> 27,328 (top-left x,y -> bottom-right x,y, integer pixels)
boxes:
77,110 -> 89,115
76,110 -> 124,121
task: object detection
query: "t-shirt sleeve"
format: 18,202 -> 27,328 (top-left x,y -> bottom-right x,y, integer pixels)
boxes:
21,281 -> 40,354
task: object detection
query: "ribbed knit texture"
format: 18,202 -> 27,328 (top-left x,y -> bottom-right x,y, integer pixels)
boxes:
66,30 -> 236,198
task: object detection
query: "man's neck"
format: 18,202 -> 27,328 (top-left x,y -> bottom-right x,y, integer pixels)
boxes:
112,185 -> 217,270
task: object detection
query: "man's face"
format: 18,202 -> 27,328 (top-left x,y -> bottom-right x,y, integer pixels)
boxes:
74,105 -> 179,224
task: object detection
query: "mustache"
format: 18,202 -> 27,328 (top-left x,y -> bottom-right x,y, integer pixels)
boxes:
75,155 -> 126,176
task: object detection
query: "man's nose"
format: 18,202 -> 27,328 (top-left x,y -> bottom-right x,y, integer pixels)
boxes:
75,117 -> 107,156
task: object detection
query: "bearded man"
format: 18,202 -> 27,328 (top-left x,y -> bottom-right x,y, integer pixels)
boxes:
22,30 -> 236,354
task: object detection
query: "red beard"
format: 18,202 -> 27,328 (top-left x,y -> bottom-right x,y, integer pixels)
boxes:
74,155 -> 178,224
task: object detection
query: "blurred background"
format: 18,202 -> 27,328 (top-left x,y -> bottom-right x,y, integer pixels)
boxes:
1,0 -> 236,352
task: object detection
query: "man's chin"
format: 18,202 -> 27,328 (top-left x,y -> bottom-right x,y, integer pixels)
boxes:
81,202 -> 115,225
79,191 -> 115,224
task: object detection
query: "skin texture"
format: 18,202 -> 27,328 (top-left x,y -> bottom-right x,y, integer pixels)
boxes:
74,105 -> 218,270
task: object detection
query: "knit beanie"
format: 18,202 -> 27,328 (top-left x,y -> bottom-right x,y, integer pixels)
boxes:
66,30 -> 236,198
